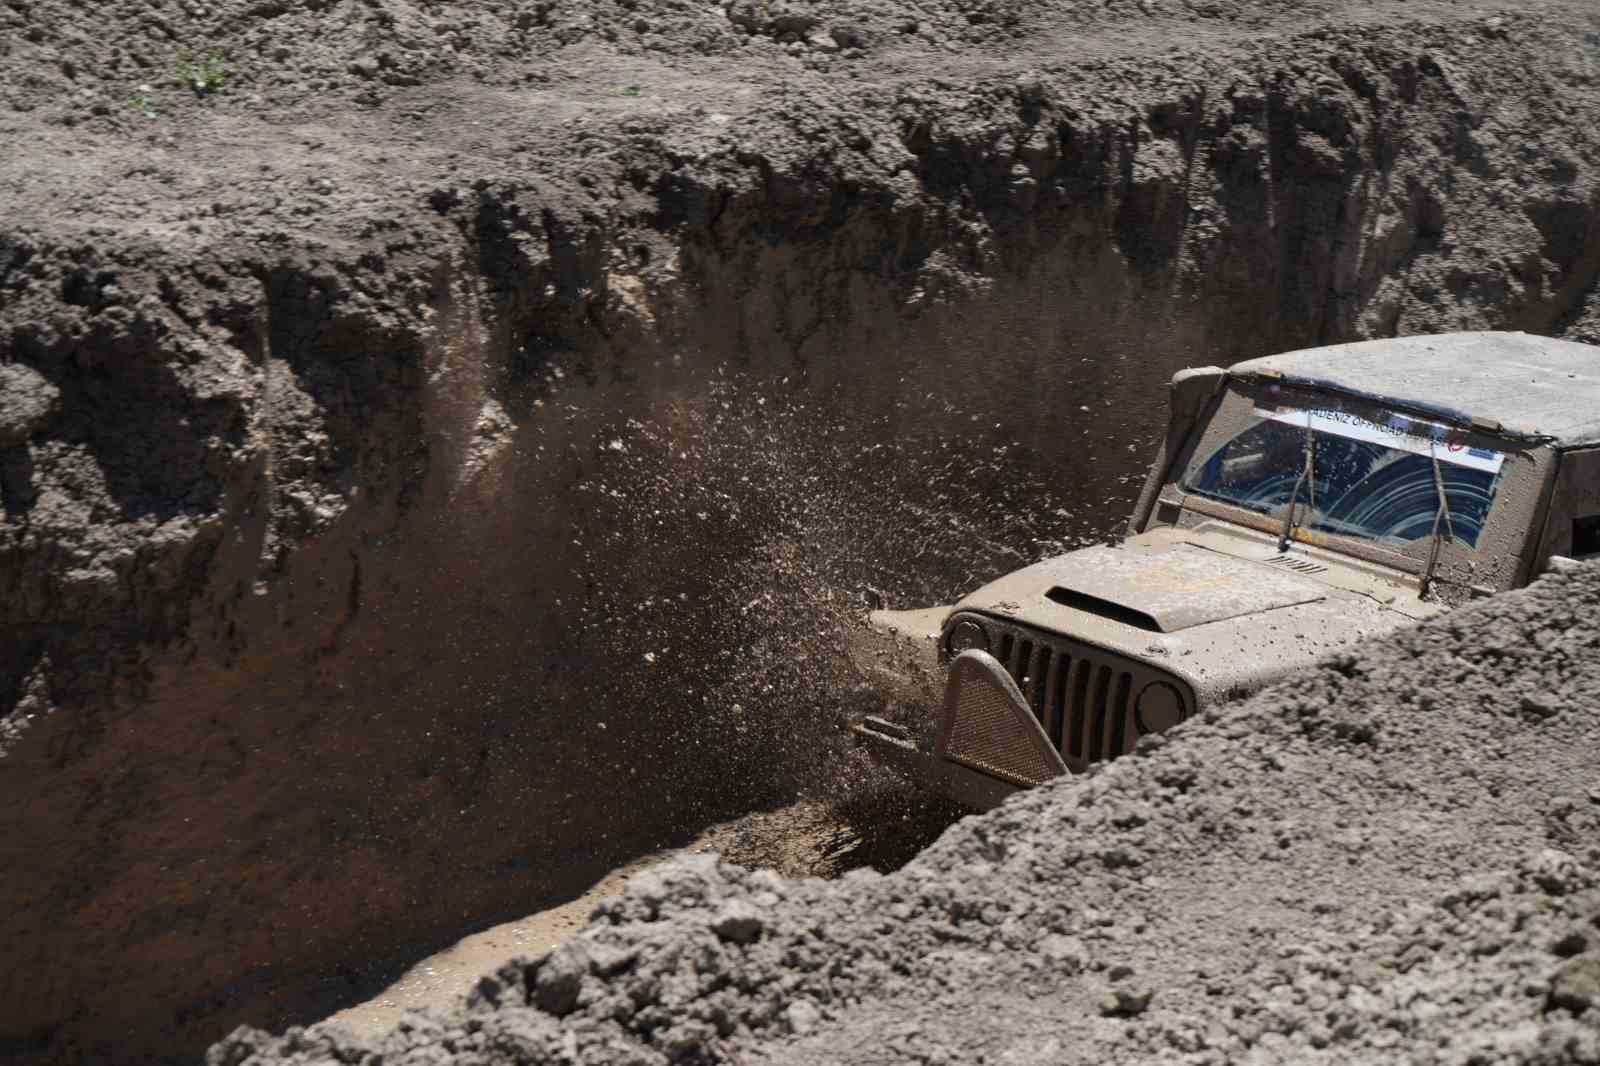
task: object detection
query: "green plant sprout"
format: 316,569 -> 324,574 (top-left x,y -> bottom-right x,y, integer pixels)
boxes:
127,84 -> 157,117
175,52 -> 229,95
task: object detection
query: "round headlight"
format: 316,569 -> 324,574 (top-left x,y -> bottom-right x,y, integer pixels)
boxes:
1135,681 -> 1185,735
947,619 -> 989,654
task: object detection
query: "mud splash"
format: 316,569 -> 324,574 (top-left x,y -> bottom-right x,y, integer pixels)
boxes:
562,370 -> 1140,817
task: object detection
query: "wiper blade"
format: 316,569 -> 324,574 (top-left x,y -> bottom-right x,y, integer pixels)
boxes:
1277,416 -> 1316,553
1419,451 -> 1455,597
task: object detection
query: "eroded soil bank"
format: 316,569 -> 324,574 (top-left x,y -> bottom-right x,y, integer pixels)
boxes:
3,0 -> 1600,1061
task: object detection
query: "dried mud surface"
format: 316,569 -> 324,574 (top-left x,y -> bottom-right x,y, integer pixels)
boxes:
219,561 -> 1600,1065
4,0 -> 1600,1061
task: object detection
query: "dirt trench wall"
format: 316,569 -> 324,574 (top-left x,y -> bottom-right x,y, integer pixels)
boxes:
3,11 -> 1600,1063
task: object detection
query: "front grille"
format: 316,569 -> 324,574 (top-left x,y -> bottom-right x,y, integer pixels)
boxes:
959,617 -> 1189,772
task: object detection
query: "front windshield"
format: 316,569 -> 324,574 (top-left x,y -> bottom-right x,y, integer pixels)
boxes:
1181,391 -> 1508,549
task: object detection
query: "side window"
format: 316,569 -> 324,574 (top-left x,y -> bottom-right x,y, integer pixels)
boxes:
1542,447 -> 1600,570
1574,515 -> 1600,559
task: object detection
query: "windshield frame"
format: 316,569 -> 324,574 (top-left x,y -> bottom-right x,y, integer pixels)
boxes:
1159,378 -> 1552,591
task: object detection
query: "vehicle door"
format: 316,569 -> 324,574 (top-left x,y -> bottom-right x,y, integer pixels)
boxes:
1536,447 -> 1600,569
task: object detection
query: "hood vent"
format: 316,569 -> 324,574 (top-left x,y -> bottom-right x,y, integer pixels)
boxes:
1017,543 -> 1326,632
1045,587 -> 1162,632
1264,553 -> 1329,575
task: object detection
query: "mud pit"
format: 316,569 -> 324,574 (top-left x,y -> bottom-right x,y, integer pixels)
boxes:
3,0 -> 1600,1062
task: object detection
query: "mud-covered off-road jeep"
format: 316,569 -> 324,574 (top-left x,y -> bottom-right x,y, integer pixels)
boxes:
853,331 -> 1600,810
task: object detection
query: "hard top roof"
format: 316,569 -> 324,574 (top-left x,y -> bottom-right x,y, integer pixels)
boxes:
1227,331 -> 1600,447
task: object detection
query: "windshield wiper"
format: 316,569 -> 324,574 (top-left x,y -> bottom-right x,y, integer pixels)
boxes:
1419,452 -> 1456,597
1276,417 -> 1316,553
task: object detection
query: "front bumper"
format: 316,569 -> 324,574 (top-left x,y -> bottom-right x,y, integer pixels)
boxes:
853,716 -> 1020,811
853,649 -> 1070,811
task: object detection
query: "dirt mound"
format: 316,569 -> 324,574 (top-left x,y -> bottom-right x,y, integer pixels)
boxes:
215,561 -> 1600,1065
5,0 -> 1600,1061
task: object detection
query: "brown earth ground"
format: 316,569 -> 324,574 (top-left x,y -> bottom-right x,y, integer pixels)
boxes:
3,0 -> 1600,1062
325,794 -> 951,1040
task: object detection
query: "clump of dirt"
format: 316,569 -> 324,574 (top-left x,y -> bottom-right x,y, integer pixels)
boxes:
215,561 -> 1600,1065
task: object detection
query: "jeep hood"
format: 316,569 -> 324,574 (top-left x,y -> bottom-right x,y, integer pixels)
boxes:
951,530 -> 1436,701
1005,542 -> 1326,633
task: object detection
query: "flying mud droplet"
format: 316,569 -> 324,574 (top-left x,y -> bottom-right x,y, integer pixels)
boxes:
562,370 -> 1139,832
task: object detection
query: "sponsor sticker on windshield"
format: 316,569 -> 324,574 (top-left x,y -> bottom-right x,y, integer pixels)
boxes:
1254,405 -> 1505,474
